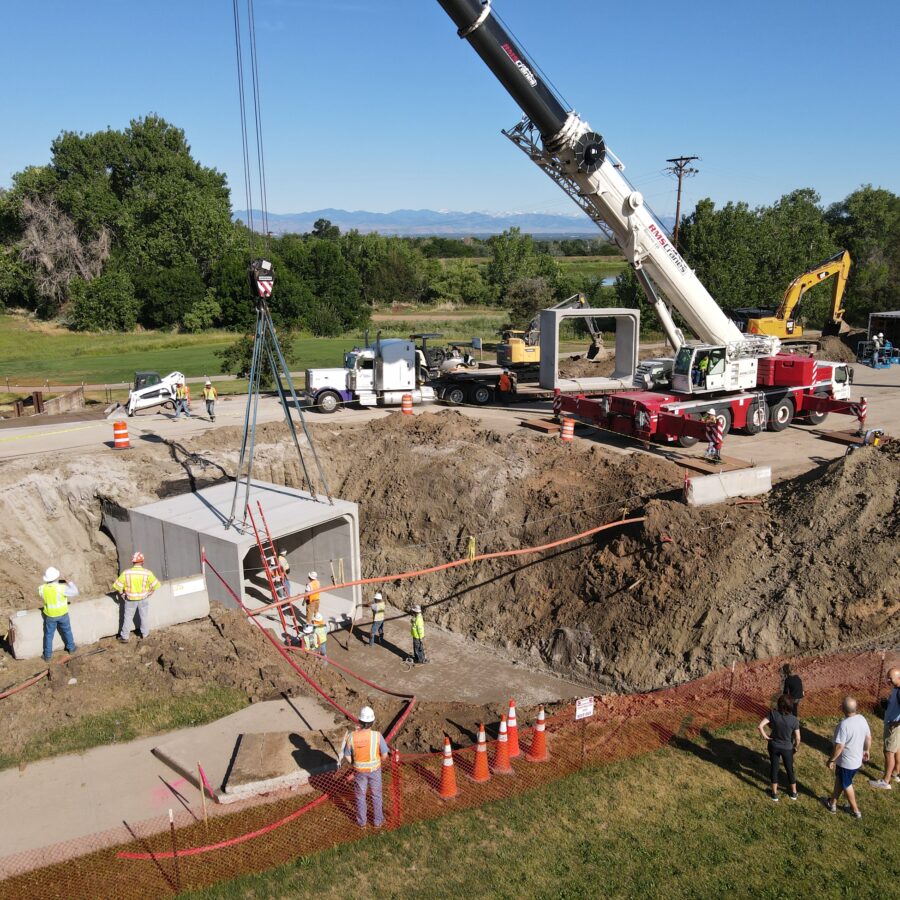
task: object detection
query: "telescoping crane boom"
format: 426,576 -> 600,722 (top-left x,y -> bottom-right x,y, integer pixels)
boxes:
434,0 -> 773,364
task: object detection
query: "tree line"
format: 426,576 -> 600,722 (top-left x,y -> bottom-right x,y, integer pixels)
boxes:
0,117 -> 896,337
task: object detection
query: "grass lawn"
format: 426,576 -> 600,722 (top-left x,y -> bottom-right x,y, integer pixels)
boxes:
187,715 -> 895,900
0,686 -> 248,772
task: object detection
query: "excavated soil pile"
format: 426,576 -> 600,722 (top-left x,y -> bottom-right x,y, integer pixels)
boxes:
559,349 -> 658,379
814,332 -> 862,363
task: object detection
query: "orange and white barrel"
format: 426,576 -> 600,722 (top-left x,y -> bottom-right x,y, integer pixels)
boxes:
560,418 -> 575,442
113,420 -> 130,450
401,394 -> 414,416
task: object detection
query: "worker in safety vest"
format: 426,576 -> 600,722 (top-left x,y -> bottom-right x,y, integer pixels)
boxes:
38,566 -> 79,661
410,604 -> 428,664
202,380 -> 218,421
113,552 -> 161,643
367,590 -> 386,647
174,381 -> 191,419
342,706 -> 389,828
312,613 -> 328,664
300,623 -> 316,651
306,570 -> 321,621
277,550 -> 291,596
693,353 -> 710,386
498,369 -> 515,404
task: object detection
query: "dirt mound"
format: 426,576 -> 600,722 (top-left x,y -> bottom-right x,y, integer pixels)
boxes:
814,332 -> 862,364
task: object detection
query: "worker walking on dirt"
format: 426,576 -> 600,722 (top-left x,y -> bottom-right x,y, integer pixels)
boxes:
368,590 -> 386,647
174,381 -> 191,419
312,613 -> 328,664
410,604 -> 428,664
113,552 -> 161,643
202,380 -> 218,421
342,706 -> 389,828
306,570 -> 321,621
869,667 -> 900,790
38,567 -> 79,661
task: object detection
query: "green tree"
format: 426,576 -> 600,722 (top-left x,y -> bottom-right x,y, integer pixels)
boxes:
136,261 -> 206,329
430,260 -> 489,305
485,228 -> 535,302
506,276 -> 553,328
70,269 -> 139,331
311,218 -> 340,241
217,327 -> 297,388
182,289 -> 222,333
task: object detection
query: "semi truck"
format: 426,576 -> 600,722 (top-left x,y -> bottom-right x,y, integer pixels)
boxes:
433,0 -> 864,446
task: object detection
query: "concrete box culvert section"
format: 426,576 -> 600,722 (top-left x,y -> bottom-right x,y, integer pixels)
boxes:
102,480 -> 361,625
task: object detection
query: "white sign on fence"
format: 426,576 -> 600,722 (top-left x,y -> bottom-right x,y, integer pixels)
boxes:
575,696 -> 595,721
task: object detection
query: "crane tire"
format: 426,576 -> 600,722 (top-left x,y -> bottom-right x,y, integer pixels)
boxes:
767,397 -> 795,431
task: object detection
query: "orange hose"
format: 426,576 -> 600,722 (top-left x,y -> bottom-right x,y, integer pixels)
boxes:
250,515 -> 647,619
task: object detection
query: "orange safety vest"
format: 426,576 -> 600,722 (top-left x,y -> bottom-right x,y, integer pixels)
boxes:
307,578 -> 321,602
350,729 -> 383,772
498,374 -> 511,392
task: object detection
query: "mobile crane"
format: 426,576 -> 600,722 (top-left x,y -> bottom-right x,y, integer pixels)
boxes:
434,0 -> 862,446
729,250 -> 852,341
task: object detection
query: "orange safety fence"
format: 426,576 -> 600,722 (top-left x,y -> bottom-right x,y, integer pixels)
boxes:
0,647 -> 894,899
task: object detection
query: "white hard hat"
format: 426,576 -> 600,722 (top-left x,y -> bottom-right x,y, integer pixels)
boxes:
706,408 -> 717,416
878,332 -> 884,338
359,706 -> 375,724
308,571 -> 318,579
374,590 -> 383,600
302,624 -> 313,634
411,604 -> 422,613
43,566 -> 60,583
205,379 -> 212,385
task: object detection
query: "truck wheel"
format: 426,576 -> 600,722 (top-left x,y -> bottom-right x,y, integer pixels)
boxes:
714,409 -> 732,435
798,392 -> 828,426
767,397 -> 794,431
744,401 -> 766,435
678,436 -> 698,448
316,391 -> 341,414
471,385 -> 493,405
444,386 -> 465,406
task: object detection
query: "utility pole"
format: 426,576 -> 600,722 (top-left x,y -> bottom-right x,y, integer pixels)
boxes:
665,156 -> 700,250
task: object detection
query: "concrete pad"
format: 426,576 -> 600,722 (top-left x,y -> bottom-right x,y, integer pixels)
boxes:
151,696 -> 339,801
667,453 -> 753,475
221,731 -> 338,803
686,466 -> 772,507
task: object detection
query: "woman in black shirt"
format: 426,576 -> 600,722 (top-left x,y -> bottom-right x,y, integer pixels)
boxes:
757,693 -> 801,801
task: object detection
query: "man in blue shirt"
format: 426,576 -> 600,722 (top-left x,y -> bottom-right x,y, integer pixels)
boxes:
869,667 -> 900,790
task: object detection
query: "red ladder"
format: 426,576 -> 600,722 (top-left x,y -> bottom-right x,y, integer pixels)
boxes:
247,501 -> 301,642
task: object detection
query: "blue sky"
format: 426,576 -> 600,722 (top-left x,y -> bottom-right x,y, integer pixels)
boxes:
1,0 -> 897,222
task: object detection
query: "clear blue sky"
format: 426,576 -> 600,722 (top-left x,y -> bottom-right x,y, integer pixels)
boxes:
1,0 -> 897,222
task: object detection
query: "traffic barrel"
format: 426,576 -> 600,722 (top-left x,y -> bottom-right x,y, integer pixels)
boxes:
113,420 -> 130,450
438,736 -> 459,800
401,394 -> 414,416
492,714 -> 513,774
507,699 -> 520,758
470,723 -> 490,783
526,706 -> 550,763
560,418 -> 575,442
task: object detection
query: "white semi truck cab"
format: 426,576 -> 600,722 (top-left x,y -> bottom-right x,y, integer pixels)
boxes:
305,338 -> 436,413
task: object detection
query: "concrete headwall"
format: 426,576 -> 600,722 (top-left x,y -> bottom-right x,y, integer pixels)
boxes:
43,386 -> 86,416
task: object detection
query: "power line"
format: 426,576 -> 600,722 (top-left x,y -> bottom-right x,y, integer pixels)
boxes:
665,155 -> 700,250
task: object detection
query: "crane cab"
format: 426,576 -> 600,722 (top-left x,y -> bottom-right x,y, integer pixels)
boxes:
672,345 -> 759,395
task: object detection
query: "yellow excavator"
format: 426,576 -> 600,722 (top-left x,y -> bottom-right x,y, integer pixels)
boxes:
497,293 -> 603,366
730,250 -> 852,340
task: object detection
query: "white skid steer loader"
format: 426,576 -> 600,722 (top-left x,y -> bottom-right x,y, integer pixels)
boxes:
126,371 -> 184,416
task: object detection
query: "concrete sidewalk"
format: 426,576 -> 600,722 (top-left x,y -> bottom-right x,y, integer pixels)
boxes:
0,695 -> 336,877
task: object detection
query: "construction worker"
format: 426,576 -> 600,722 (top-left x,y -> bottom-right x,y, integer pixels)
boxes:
342,706 -> 389,828
368,590 -> 386,647
693,352 -> 710,386
38,567 -> 79,661
306,570 -> 321,621
872,332 -> 883,365
174,380 -> 190,419
113,551 -> 161,643
202,379 -> 218,421
313,612 -> 328,663
277,549 -> 291,596
410,604 -> 428,664
702,410 -> 722,463
300,623 -> 316,652
498,369 -> 513,403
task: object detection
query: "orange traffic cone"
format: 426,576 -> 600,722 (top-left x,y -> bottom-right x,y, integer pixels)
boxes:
471,723 -> 490,783
526,705 -> 550,762
492,714 -> 513,774
438,736 -> 459,800
507,699 -> 520,758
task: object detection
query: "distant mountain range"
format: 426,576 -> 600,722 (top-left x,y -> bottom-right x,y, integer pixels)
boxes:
232,207 -> 607,237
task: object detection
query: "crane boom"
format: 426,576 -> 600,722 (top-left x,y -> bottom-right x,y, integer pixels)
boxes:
435,0 -> 755,353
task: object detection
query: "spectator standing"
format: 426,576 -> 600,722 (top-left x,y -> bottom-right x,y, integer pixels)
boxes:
758,693 -> 801,801
869,666 -> 900,790
825,696 -> 871,818
781,663 -> 804,717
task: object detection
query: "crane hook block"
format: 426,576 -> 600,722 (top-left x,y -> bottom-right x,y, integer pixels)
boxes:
249,258 -> 274,300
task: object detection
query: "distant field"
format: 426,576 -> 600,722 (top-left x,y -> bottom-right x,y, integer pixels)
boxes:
439,255 -> 627,281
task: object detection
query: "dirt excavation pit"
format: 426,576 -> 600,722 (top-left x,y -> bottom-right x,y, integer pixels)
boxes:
1,411 -> 898,757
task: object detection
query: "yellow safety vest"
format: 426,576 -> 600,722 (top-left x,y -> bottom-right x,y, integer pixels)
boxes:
112,566 -> 161,600
175,385 -> 188,400
411,613 -> 424,640
371,600 -> 385,622
202,386 -> 217,400
302,632 -> 316,651
351,729 -> 382,772
314,623 -> 328,648
307,578 -> 321,602
40,582 -> 69,618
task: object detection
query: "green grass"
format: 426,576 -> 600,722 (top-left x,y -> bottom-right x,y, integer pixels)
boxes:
0,686 -> 248,772
437,255 -> 627,282
186,715 -> 895,900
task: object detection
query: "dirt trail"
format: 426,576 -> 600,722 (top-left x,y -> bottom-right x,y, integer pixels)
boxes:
1,410 -> 897,756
